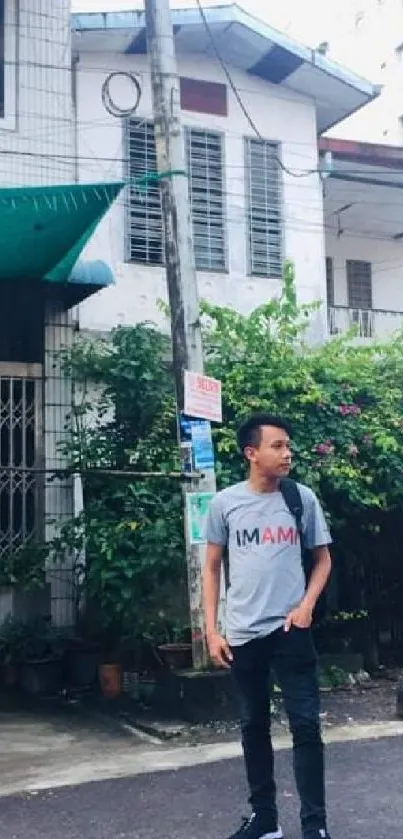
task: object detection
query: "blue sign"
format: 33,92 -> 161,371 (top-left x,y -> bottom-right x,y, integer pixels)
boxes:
190,420 -> 215,472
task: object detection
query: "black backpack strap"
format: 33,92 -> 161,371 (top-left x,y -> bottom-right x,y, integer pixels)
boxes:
279,477 -> 304,542
280,478 -> 328,623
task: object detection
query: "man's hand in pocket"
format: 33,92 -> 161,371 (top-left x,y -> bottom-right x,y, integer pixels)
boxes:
284,601 -> 313,633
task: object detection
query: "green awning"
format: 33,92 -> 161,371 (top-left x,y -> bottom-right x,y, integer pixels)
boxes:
0,182 -> 124,284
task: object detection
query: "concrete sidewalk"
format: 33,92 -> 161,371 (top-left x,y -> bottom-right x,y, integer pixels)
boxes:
0,704 -> 147,798
1,701 -> 403,798
1,734 -> 402,839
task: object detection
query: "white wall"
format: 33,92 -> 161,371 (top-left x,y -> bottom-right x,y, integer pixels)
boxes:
326,231 -> 403,311
0,0 -> 74,186
75,51 -> 327,337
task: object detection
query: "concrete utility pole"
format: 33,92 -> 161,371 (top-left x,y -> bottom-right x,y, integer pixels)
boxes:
145,0 -> 220,669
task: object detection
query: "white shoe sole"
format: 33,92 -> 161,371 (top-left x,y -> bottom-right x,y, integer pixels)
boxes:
261,829 -> 283,839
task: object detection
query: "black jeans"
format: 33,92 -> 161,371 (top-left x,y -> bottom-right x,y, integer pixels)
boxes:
231,627 -> 326,834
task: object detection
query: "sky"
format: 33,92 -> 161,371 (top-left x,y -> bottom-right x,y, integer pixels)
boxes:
71,0 -> 399,82
71,0 -> 352,60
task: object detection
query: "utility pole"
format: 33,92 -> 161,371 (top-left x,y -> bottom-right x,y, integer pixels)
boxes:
145,0 -> 222,669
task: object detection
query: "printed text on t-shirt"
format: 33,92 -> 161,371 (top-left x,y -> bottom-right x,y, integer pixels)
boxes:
235,526 -> 299,547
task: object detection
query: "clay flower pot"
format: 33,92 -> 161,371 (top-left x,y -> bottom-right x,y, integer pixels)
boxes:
98,662 -> 122,699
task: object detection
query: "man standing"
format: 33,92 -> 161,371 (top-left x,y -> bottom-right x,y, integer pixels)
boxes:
203,413 -> 332,839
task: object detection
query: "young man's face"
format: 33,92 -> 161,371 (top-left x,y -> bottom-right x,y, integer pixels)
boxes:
245,425 -> 292,478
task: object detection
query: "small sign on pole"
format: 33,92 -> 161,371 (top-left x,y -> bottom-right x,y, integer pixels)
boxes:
186,491 -> 215,545
190,420 -> 215,472
184,371 -> 222,423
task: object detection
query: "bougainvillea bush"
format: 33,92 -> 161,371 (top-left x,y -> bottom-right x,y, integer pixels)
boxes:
61,261 -> 403,640
204,262 -> 403,517
203,262 -> 403,622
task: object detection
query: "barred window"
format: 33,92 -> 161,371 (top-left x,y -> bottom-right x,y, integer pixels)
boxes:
245,138 -> 282,278
126,120 -> 163,265
347,260 -> 372,310
126,121 -> 226,270
186,128 -> 226,270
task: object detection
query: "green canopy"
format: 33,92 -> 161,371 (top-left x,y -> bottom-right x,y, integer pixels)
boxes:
0,182 -> 124,284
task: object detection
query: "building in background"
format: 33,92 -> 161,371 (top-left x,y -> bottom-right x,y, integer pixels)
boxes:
0,0 -> 73,185
0,1 -> 121,625
320,136 -> 403,339
71,5 -> 376,342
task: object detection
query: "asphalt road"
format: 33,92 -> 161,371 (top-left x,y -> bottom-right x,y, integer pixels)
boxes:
2,736 -> 402,839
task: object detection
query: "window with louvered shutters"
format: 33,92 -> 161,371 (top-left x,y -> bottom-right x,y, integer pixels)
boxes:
126,120 -> 226,270
186,128 -> 226,271
245,138 -> 282,278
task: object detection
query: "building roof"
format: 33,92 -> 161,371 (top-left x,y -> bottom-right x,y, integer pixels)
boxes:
319,137 -> 403,240
72,4 -> 379,134
320,137 -> 403,172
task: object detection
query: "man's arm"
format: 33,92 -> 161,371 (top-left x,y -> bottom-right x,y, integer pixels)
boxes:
304,545 -> 332,611
284,544 -> 331,631
203,542 -> 233,668
285,487 -> 332,632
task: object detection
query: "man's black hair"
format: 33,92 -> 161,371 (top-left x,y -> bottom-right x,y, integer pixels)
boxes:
237,413 -> 293,453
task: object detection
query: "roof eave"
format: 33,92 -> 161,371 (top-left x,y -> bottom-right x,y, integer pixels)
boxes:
319,136 -> 403,168
318,85 -> 381,135
72,4 -> 379,132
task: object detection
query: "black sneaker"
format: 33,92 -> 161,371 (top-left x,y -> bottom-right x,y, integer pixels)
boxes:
303,830 -> 331,839
227,814 -> 283,839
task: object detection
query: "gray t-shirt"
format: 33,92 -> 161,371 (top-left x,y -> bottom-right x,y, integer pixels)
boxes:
206,481 -> 331,646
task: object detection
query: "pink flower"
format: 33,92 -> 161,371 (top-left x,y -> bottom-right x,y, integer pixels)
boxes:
314,441 -> 334,456
339,404 -> 361,417
348,444 -> 359,457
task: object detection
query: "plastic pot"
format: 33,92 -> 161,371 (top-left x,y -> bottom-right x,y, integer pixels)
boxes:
64,643 -> 100,691
157,643 -> 192,670
19,657 -> 62,696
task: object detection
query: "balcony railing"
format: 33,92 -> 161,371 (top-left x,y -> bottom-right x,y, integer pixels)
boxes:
328,306 -> 403,339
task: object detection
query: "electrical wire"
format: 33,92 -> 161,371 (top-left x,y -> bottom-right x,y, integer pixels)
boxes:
0,157 -> 402,242
1,9 -> 402,247
101,72 -> 142,118
3,8 -> 398,171
103,196 -> 403,246
194,0 -> 319,179
4,140 -> 403,182
1,139 -> 402,227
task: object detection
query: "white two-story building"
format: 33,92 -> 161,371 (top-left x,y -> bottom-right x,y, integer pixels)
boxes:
72,5 -> 378,343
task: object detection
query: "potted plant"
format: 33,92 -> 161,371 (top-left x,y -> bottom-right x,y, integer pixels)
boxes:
63,634 -> 101,692
157,641 -> 192,670
18,617 -> 63,696
0,542 -> 50,622
61,612 -> 101,693
153,617 -> 192,671
98,658 -> 122,699
96,625 -> 123,699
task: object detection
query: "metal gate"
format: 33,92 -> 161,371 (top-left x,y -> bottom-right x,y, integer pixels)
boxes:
0,363 -> 43,562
